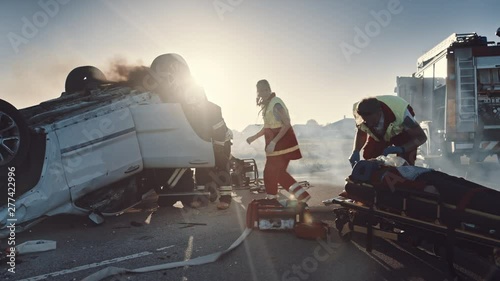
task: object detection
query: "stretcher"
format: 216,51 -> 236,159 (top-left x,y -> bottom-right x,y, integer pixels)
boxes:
323,159 -> 500,279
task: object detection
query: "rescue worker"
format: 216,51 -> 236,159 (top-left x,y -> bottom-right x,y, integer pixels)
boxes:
184,85 -> 233,210
349,95 -> 428,166
246,80 -> 310,202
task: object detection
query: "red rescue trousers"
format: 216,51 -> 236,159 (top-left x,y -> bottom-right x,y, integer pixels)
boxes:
264,156 -> 295,196
263,156 -> 310,201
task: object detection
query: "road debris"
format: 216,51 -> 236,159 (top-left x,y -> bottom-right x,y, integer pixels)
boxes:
178,222 -> 207,229
16,240 -> 56,255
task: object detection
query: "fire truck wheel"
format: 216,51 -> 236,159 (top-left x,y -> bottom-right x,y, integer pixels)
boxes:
0,100 -> 31,168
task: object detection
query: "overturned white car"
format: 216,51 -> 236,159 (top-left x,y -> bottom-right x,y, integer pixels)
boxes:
0,54 -> 227,237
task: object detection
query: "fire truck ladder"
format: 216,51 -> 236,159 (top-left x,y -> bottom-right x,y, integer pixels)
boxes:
456,57 -> 477,127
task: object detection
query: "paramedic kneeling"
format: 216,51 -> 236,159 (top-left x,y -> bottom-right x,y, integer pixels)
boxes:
348,96 -> 427,166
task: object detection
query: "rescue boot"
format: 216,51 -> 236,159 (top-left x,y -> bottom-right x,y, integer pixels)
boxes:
288,182 -> 311,203
265,194 -> 277,200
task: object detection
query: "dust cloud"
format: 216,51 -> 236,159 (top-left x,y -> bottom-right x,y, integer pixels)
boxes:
231,119 -> 356,188
230,120 -> 500,192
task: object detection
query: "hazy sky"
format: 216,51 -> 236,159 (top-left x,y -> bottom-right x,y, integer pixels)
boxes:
1,0 -> 499,131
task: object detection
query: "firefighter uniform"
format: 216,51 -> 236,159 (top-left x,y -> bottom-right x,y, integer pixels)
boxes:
263,96 -> 310,202
353,95 -> 418,165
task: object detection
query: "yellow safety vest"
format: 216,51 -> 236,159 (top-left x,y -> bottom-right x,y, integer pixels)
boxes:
262,96 -> 300,157
263,97 -> 289,129
353,95 -> 409,142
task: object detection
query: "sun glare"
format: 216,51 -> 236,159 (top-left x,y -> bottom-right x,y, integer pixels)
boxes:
189,59 -> 226,100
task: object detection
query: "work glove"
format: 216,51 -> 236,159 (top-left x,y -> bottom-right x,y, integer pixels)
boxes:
382,145 -> 405,156
265,141 -> 277,153
348,150 -> 360,168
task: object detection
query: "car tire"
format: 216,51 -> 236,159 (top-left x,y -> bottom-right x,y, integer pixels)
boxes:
0,99 -> 31,168
65,66 -> 108,94
150,54 -> 190,101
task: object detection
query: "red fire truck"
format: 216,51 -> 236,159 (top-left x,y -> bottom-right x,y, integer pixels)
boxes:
396,29 -> 500,166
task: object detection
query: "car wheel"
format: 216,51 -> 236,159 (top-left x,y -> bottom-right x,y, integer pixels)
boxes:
65,66 -> 108,94
0,100 -> 30,167
150,54 -> 191,101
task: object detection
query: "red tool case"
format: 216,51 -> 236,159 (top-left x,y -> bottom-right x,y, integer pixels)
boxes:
246,199 -> 307,229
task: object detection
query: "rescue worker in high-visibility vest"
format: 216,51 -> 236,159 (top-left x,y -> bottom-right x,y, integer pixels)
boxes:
349,95 -> 428,166
185,85 -> 233,210
246,79 -> 310,202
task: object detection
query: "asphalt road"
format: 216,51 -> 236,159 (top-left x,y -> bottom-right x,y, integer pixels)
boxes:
1,175 -> 499,281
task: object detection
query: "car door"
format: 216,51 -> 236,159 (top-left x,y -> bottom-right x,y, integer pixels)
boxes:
55,106 -> 143,200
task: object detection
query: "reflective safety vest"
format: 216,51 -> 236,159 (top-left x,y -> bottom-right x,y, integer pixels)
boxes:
263,96 -> 301,159
264,97 -> 288,129
353,95 -> 409,142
